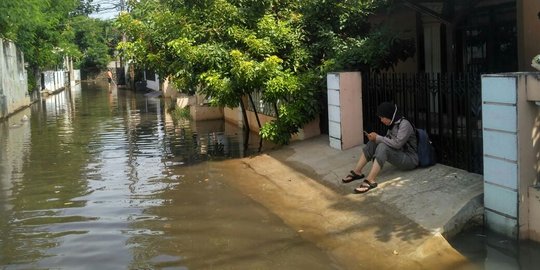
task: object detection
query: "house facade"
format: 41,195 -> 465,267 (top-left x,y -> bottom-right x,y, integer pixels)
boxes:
367,0 -> 540,241
374,0 -> 539,74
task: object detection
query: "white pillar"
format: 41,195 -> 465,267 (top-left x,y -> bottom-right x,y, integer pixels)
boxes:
327,72 -> 363,150
482,73 -> 540,242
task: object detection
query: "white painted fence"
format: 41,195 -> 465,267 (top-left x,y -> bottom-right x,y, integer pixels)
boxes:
145,72 -> 160,91
74,69 -> 81,82
41,70 -> 66,92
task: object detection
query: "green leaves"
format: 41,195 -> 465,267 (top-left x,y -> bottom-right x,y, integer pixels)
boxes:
70,16 -> 115,69
200,71 -> 236,107
302,0 -> 415,73
117,0 -> 415,144
1,0 -> 117,91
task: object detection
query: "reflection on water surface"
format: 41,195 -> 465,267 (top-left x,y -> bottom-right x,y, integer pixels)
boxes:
451,225 -> 540,270
0,83 -> 339,269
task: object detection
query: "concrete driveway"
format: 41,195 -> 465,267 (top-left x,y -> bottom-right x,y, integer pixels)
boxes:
212,135 -> 483,269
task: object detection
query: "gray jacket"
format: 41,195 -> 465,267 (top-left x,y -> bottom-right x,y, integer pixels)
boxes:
375,118 -> 419,163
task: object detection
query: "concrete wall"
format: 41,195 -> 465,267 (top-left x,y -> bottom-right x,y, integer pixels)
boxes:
41,70 -> 65,93
516,74 -> 540,241
482,72 -> 540,242
164,77 -> 320,141
162,76 -> 178,99
223,106 -> 321,142
74,70 -> 81,82
190,104 -> 224,121
224,107 -> 243,128
0,39 -> 30,119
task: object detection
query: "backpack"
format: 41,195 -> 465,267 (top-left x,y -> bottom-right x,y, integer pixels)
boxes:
415,128 -> 436,167
400,118 -> 436,167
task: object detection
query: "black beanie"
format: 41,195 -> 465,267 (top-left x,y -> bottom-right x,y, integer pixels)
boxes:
377,102 -> 396,120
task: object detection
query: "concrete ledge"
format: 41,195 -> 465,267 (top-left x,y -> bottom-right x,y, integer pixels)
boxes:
190,105 -> 224,121
216,135 -> 479,268
367,165 -> 484,239
266,135 -> 484,239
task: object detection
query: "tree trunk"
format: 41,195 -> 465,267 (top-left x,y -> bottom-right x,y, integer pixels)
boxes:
248,93 -> 262,128
33,67 -> 41,92
243,126 -> 250,152
239,97 -> 249,131
273,102 -> 279,119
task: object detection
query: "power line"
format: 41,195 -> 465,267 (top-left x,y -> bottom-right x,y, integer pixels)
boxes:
92,0 -> 122,15
89,0 -> 124,19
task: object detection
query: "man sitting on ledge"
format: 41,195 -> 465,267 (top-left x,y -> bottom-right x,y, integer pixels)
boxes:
341,102 -> 418,193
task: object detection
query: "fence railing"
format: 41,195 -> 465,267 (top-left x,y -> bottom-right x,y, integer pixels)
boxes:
362,72 -> 483,174
245,91 -> 280,117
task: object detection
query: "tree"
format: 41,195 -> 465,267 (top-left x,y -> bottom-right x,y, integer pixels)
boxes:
117,0 -> 316,144
70,16 -> 116,70
0,0 -> 119,90
72,0 -> 100,16
117,0 -> 415,144
1,0 -> 80,90
300,0 -> 415,72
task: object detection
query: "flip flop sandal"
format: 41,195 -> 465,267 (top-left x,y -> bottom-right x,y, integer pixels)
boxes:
354,180 -> 378,193
341,170 -> 365,183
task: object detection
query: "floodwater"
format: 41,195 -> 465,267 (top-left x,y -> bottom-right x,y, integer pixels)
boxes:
450,226 -> 540,270
0,82 -> 340,269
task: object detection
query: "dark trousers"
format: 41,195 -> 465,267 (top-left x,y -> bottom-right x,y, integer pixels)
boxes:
362,141 -> 417,170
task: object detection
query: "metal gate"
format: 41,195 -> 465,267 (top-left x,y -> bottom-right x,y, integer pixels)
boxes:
362,73 -> 482,174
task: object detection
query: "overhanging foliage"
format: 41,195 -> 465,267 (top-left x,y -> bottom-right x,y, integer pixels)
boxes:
117,0 -> 415,144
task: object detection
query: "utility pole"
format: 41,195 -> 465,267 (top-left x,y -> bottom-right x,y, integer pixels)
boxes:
118,0 -> 127,85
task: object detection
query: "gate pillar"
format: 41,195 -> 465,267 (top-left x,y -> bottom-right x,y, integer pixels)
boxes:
327,72 -> 363,150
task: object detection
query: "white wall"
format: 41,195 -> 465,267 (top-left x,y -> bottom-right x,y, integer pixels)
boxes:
0,39 -> 30,119
144,71 -> 160,91
482,73 -> 540,242
74,70 -> 81,82
42,70 -> 65,92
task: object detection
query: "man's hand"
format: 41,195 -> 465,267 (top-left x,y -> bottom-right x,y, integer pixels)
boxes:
367,132 -> 378,141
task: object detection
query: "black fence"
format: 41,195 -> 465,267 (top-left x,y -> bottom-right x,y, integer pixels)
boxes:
245,91 -> 280,117
362,73 -> 483,174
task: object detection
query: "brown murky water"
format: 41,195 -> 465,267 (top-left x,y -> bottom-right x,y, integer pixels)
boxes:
0,83 -> 340,269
